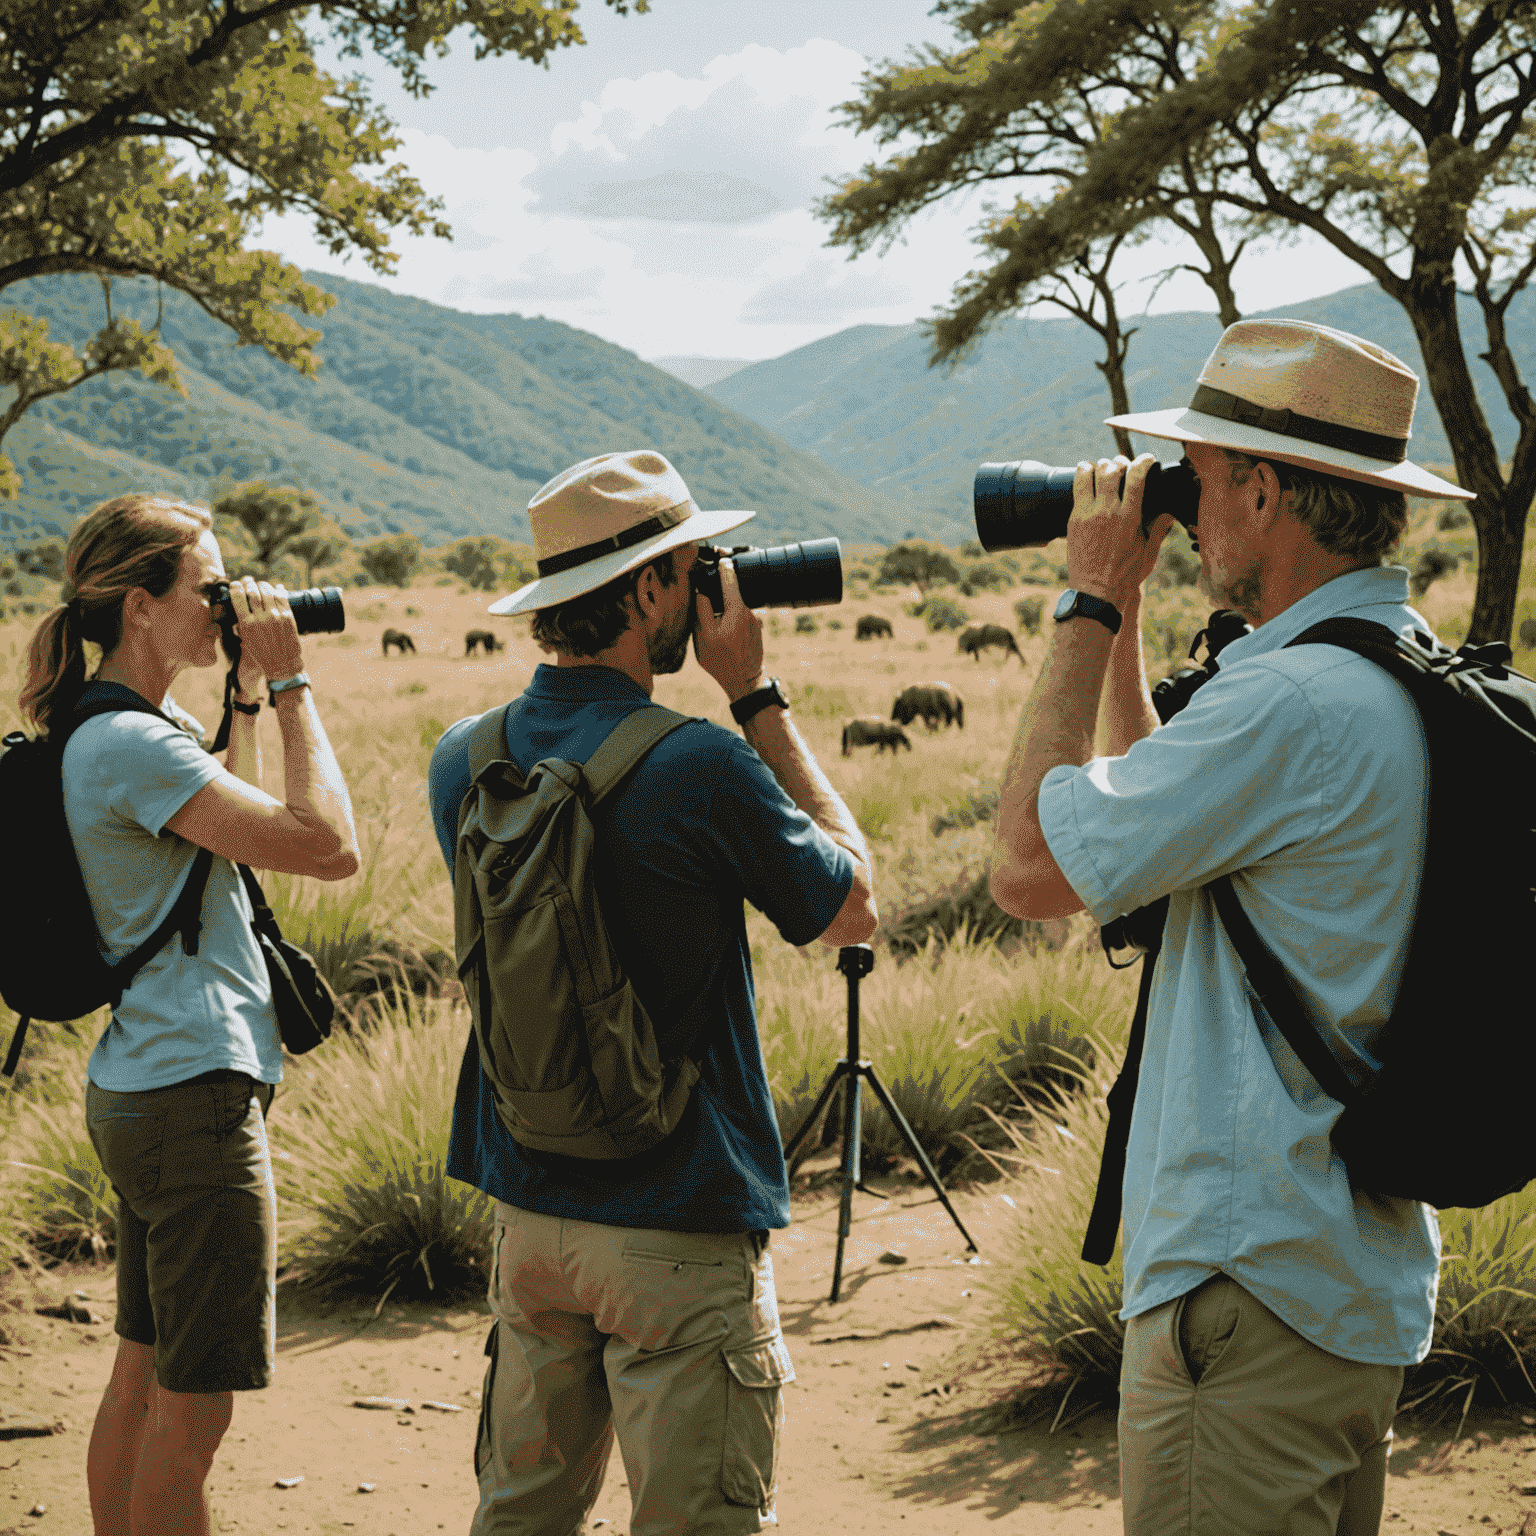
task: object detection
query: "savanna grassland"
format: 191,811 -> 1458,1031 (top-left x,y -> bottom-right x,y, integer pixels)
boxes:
2,500 -> 1535,1447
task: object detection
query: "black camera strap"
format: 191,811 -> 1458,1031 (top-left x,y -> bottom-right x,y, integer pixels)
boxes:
207,661 -> 239,754
1081,945 -> 1158,1265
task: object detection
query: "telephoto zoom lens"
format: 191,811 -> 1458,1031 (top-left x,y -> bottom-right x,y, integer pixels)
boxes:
286,586 -> 346,635
692,538 -> 843,616
973,460 -> 1201,551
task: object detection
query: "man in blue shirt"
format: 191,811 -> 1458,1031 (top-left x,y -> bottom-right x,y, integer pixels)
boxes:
990,320 -> 1472,1535
428,449 -> 877,1535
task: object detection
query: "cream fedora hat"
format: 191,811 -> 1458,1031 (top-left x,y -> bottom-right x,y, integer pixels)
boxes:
488,450 -> 755,616
1107,318 -> 1473,500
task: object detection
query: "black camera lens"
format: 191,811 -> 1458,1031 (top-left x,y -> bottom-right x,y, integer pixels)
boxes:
692,538 -> 843,617
973,459 -> 1201,552
207,581 -> 346,662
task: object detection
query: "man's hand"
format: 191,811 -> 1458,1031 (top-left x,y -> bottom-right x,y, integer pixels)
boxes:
1067,453 -> 1175,609
693,558 -> 767,702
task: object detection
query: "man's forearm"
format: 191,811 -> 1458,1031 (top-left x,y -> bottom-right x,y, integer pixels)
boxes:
994,618 -> 1115,879
1101,593 -> 1160,756
743,705 -> 870,871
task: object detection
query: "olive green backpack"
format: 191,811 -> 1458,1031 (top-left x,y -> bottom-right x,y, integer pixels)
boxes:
453,702 -> 702,1160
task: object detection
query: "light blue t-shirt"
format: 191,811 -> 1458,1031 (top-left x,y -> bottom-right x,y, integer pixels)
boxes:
1039,565 -> 1439,1366
63,686 -> 282,1092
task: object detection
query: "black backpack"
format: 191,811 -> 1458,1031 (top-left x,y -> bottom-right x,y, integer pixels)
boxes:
1082,618 -> 1536,1265
0,687 -> 214,1076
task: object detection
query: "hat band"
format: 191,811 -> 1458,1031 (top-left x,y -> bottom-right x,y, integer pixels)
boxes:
1190,385 -> 1407,464
535,503 -> 691,578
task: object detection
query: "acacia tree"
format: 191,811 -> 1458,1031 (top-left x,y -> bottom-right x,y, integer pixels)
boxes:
213,482 -> 324,574
827,0 -> 1536,644
0,0 -> 647,497
822,0 -> 1255,457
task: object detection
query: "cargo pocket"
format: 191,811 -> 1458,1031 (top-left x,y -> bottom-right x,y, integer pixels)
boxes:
721,1334 -> 795,1509
474,1320 -> 499,1479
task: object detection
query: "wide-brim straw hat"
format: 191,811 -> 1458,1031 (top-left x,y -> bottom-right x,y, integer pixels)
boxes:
489,449 -> 755,616
1106,319 -> 1473,500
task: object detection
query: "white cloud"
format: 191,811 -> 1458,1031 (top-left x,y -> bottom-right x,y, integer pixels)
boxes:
260,36 -> 1377,363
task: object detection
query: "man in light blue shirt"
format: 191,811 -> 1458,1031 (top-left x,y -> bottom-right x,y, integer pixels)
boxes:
990,319 -> 1475,1536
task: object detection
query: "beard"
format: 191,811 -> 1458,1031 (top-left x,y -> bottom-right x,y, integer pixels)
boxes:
648,601 -> 693,676
1199,550 -> 1265,625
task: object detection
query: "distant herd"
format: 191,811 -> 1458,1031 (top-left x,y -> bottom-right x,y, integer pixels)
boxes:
377,612 -> 1024,767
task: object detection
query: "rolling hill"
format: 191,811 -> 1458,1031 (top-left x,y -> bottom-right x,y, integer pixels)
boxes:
704,285 -> 1536,541
0,274 -> 920,549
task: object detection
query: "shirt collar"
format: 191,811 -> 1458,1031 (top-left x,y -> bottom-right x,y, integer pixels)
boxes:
1215,565 -> 1415,670
526,662 -> 650,702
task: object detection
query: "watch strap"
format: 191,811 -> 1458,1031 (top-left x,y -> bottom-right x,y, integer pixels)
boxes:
730,676 -> 788,725
267,671 -> 311,707
1055,589 -> 1123,635
232,698 -> 262,716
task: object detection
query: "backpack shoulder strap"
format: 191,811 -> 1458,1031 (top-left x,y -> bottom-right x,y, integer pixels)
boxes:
581,704 -> 695,803
1207,873 -> 1358,1105
467,704 -> 520,787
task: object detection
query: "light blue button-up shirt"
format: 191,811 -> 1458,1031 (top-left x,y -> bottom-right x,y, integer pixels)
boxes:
1039,565 -> 1440,1366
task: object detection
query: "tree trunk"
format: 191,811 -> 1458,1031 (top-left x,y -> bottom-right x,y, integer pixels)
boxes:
1402,269 -> 1527,645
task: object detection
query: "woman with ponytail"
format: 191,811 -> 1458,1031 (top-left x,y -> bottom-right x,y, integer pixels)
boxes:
20,493 -> 359,1536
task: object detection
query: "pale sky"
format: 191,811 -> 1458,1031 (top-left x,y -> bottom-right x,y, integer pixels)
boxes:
261,0 -> 1367,361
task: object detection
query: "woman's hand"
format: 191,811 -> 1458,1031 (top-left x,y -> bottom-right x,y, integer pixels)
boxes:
227,577 -> 304,693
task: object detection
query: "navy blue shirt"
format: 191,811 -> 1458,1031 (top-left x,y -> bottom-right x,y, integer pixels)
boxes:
427,664 -> 854,1233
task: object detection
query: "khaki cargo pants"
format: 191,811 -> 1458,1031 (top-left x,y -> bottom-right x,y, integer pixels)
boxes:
1119,1275 -> 1404,1535
470,1203 -> 792,1536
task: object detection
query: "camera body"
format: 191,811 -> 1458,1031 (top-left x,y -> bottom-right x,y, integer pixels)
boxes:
206,582 -> 346,664
973,459 -> 1202,551
690,538 -> 843,617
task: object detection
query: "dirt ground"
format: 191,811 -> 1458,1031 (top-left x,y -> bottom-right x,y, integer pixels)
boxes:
3,1180 -> 1535,1535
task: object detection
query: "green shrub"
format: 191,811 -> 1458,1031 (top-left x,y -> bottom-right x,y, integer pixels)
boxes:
274,992 -> 494,1308
1411,545 -> 1460,598
794,613 -> 817,634
885,871 -> 1061,957
931,789 -> 998,836
923,595 -> 970,633
1015,595 -> 1045,635
1437,505 -> 1472,532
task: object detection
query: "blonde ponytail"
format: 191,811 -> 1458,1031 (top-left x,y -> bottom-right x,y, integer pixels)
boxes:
18,494 -> 210,737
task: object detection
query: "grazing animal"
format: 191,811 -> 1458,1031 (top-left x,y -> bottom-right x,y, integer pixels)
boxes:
891,682 -> 964,731
855,614 -> 894,640
842,717 -> 912,757
465,629 -> 505,656
381,628 -> 416,656
958,623 -> 1021,663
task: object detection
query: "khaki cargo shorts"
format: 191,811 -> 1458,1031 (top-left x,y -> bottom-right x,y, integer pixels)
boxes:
86,1069 -> 277,1394
470,1202 -> 792,1536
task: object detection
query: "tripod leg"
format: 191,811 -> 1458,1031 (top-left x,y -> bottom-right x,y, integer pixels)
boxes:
862,1064 -> 980,1254
830,1072 -> 863,1303
781,1061 -> 850,1164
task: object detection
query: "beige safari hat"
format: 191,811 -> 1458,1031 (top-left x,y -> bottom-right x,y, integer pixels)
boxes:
488,450 -> 755,616
1107,318 -> 1473,500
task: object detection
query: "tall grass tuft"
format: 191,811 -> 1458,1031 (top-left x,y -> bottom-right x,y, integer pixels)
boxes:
1,1018 -> 115,1265
963,1043 -> 1128,1423
273,990 -> 494,1310
1405,1194 -> 1536,1425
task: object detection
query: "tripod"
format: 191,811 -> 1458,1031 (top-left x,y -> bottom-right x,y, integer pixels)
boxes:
782,945 -> 979,1302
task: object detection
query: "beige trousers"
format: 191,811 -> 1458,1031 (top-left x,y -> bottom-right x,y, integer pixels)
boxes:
469,1202 -> 793,1536
1119,1275 -> 1403,1535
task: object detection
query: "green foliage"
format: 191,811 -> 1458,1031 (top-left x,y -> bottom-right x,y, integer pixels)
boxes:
923,594 -> 971,632
359,533 -> 423,588
213,481 -> 323,574
441,535 -> 527,593
1015,595 -> 1045,634
0,0 -> 659,496
1438,505 -> 1473,532
286,519 -> 349,588
879,541 -> 960,591
932,788 -> 998,836
274,993 -> 495,1307
959,559 -> 1010,595
13,538 -> 63,581
794,613 -> 818,634
1411,545 -> 1461,599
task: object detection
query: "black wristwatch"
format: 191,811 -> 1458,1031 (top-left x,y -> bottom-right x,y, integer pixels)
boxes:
1053,589 -> 1123,635
730,676 -> 789,725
